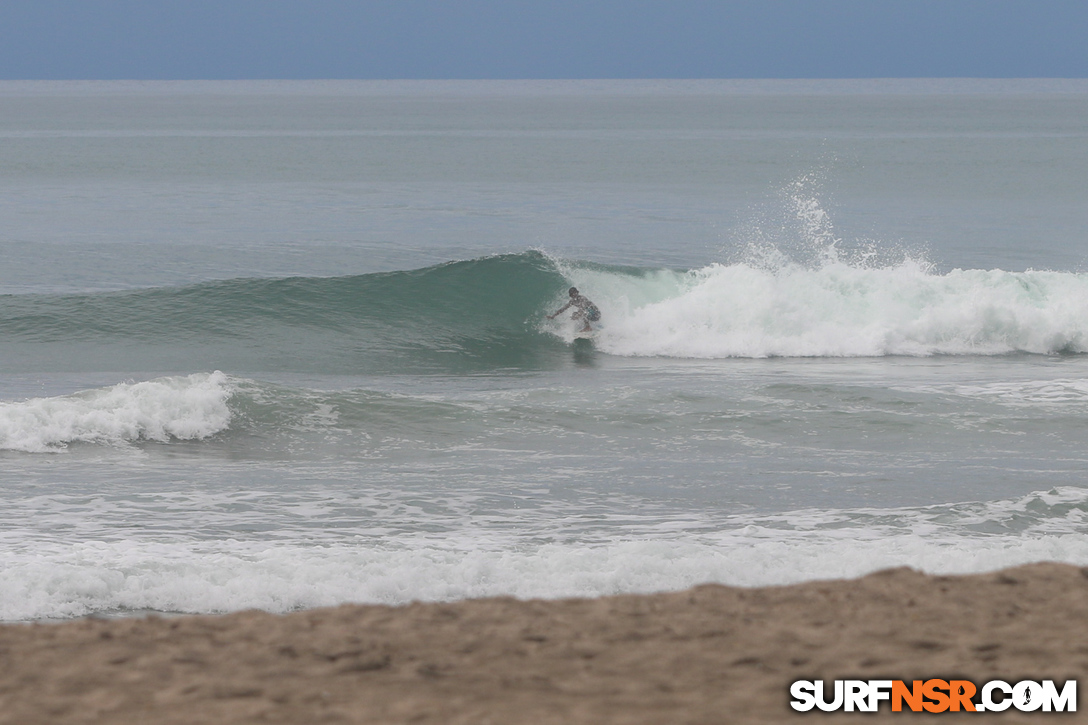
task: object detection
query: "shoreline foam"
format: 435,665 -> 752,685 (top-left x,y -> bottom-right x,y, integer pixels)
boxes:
1,561 -> 1083,723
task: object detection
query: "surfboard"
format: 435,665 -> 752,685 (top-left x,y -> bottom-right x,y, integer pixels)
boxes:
571,336 -> 596,358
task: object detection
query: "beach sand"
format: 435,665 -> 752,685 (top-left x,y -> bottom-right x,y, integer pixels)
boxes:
1,562 -> 1085,724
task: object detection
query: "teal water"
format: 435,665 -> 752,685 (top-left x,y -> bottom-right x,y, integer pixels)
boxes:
2,80 -> 1088,620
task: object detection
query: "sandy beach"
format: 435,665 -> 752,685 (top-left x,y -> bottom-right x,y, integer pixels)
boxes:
0,562 -> 1083,723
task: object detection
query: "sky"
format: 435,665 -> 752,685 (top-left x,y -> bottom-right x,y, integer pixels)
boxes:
0,0 -> 1086,80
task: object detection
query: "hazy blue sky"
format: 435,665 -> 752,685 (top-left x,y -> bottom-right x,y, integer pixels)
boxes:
1,1 -> 1086,79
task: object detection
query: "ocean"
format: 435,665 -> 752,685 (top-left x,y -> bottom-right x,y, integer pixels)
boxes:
2,79 -> 1088,621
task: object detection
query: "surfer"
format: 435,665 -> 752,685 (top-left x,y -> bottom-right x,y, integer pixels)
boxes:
547,287 -> 601,333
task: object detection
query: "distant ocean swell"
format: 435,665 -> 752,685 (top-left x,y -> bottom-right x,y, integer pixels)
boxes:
2,251 -> 1087,376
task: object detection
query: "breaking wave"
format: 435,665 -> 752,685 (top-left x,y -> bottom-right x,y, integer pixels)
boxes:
0,372 -> 233,452
2,247 -> 1087,376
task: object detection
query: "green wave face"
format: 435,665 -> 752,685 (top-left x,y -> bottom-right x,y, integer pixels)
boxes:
8,248 -> 1088,376
0,251 -> 585,375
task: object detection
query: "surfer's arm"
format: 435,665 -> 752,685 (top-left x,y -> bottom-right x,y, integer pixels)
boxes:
547,301 -> 572,319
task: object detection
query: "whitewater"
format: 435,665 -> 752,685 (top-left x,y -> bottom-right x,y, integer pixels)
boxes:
2,79 -> 1088,621
565,259 -> 1088,358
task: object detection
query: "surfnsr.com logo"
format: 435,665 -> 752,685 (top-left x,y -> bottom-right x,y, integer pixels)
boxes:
790,679 -> 1076,713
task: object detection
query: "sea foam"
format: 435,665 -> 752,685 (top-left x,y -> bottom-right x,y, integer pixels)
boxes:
3,487 -> 1088,621
566,261 -> 1088,358
549,178 -> 1088,359
0,372 -> 233,452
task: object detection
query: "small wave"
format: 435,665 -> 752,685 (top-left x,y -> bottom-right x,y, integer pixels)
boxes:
903,378 -> 1088,407
0,372 -> 233,452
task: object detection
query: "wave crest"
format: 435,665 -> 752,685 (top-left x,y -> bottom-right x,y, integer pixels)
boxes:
0,372 -> 233,452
